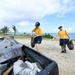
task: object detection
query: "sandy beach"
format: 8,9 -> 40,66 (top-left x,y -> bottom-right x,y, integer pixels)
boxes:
16,38 -> 75,75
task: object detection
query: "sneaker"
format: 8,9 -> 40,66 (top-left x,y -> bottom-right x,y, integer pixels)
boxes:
61,49 -> 66,53
61,51 -> 64,53
64,49 -> 66,53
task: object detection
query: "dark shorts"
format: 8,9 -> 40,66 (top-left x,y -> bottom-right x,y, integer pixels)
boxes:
59,39 -> 67,46
34,36 -> 42,44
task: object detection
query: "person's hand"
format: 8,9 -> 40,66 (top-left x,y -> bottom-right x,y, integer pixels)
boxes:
69,38 -> 71,41
31,32 -> 35,36
68,37 -> 71,41
31,32 -> 36,38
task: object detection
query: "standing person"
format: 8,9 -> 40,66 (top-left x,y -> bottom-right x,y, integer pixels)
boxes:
53,26 -> 70,53
32,22 -> 42,52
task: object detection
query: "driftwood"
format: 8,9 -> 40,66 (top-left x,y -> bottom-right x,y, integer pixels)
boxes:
3,65 -> 13,75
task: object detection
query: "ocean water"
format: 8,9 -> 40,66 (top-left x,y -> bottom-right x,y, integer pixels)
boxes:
50,33 -> 75,39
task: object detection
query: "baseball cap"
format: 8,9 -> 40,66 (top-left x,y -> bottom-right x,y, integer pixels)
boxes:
35,22 -> 40,27
58,26 -> 62,29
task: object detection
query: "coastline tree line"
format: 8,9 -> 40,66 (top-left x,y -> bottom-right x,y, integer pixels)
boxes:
0,25 -> 17,35
0,25 -> 53,39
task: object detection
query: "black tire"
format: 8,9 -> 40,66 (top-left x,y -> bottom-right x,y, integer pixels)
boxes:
67,39 -> 74,50
31,36 -> 35,48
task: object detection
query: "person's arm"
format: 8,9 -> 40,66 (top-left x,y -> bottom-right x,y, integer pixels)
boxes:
32,28 -> 36,32
32,28 -> 35,34
53,34 -> 58,40
67,34 -> 70,39
53,32 -> 59,40
31,28 -> 36,37
65,30 -> 70,39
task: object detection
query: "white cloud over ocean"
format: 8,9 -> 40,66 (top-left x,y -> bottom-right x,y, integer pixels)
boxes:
0,0 -> 75,32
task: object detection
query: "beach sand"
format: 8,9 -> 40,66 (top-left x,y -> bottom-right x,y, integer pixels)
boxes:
16,38 -> 75,75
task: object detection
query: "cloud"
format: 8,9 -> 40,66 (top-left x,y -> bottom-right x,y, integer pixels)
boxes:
56,0 -> 75,17
0,0 -> 75,32
17,21 -> 32,26
65,25 -> 75,33
0,0 -> 75,20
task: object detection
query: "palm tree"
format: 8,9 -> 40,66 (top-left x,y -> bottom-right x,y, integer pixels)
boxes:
12,25 -> 17,35
1,26 -> 9,35
0,29 -> 2,33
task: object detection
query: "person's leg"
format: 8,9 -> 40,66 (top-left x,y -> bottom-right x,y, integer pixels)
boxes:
60,39 -> 67,53
61,46 -> 66,50
62,39 -> 67,53
35,36 -> 42,52
61,46 -> 64,51
35,44 -> 39,52
61,45 -> 66,53
63,45 -> 66,53
60,39 -> 64,52
34,37 -> 39,51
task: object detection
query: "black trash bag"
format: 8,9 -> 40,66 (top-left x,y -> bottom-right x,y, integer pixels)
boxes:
67,39 -> 74,50
31,34 -> 35,48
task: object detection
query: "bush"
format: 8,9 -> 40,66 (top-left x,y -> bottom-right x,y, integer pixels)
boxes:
43,33 -> 53,39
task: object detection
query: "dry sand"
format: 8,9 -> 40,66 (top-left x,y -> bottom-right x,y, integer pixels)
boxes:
16,38 -> 75,75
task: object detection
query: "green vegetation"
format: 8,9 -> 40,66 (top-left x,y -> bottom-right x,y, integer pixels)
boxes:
0,33 -> 53,39
12,25 -> 17,35
0,25 -> 53,39
0,26 -> 9,35
0,34 -> 31,39
43,33 -> 53,39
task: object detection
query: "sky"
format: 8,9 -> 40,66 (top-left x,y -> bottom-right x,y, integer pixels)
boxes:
0,0 -> 75,33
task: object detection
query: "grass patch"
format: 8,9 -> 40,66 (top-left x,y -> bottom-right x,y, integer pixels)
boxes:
0,34 -> 31,39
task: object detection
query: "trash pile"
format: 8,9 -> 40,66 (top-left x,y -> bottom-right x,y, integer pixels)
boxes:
0,37 -> 23,63
0,37 -> 23,75
13,60 -> 42,75
0,37 -> 42,75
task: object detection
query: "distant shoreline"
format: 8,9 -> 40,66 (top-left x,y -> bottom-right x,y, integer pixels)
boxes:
0,33 -> 75,40
50,33 -> 75,40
